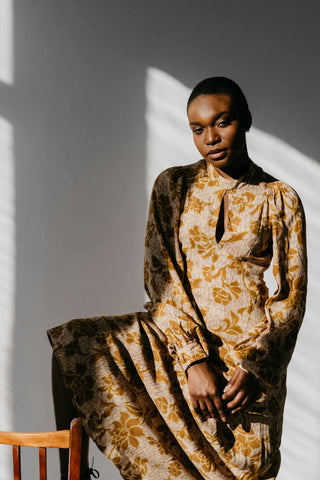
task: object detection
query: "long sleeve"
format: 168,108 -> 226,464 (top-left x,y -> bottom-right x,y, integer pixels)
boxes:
144,169 -> 210,370
232,185 -> 307,387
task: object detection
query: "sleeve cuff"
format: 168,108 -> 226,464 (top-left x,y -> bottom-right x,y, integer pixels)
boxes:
176,340 -> 209,371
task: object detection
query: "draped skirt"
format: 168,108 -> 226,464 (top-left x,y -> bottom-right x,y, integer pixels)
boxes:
48,313 -> 281,480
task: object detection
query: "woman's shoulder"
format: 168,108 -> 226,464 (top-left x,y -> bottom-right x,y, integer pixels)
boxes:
153,159 -> 206,190
252,164 -> 303,211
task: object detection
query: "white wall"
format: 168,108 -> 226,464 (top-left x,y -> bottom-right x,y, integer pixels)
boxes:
0,1 -> 319,478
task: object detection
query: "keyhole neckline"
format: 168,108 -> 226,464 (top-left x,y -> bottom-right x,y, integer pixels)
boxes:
205,160 -> 252,189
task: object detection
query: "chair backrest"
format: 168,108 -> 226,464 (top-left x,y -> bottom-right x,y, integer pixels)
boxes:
0,417 -> 82,480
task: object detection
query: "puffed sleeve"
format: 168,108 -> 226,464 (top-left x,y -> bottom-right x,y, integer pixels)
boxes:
232,184 -> 307,387
144,169 -> 210,370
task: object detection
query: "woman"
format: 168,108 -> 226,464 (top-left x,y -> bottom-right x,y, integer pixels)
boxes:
49,77 -> 307,480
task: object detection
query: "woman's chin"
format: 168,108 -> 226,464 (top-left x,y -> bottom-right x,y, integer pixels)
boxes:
206,157 -> 231,169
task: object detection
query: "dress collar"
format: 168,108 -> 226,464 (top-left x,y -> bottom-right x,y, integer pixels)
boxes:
205,160 -> 257,189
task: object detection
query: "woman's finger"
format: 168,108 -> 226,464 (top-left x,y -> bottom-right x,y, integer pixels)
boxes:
191,397 -> 199,411
231,393 -> 256,414
211,394 -> 227,422
222,384 -> 238,401
230,406 -> 243,414
205,398 -> 219,419
198,399 -> 210,416
227,390 -> 246,410
241,394 -> 251,409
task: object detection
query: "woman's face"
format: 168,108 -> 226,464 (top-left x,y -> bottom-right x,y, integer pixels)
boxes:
187,93 -> 249,175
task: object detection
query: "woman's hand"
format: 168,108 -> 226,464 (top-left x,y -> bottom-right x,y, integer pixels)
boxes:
187,361 -> 227,422
222,367 -> 260,414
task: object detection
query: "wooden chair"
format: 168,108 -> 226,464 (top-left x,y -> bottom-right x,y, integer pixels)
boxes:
0,417 -> 82,480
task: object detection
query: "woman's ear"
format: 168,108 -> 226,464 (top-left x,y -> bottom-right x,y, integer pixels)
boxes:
244,110 -> 252,132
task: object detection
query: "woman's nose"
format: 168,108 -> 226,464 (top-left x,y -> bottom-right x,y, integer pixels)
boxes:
205,127 -> 220,145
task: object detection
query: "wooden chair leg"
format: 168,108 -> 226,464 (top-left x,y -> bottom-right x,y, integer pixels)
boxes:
39,447 -> 47,480
68,418 -> 82,480
13,445 -> 21,480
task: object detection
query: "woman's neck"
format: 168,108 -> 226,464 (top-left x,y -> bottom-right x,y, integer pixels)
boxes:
214,149 -> 251,180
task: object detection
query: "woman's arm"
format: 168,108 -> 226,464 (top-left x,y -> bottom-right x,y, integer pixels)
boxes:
144,168 -> 210,370
231,185 -> 307,388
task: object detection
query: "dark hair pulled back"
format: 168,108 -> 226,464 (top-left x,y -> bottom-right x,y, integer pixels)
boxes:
187,77 -> 252,131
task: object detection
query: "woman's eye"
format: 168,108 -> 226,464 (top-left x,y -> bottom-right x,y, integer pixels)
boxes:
217,120 -> 230,127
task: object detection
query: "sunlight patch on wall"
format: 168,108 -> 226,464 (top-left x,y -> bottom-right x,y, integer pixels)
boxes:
145,67 -> 320,480
0,0 -> 14,84
145,68 -> 197,198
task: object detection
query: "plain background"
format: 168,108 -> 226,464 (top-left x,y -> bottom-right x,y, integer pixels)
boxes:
0,1 -> 319,478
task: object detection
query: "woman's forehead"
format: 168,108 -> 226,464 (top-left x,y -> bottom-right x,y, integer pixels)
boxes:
187,93 -> 234,119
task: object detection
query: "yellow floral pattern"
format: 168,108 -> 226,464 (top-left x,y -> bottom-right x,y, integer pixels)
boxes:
48,160 -> 307,480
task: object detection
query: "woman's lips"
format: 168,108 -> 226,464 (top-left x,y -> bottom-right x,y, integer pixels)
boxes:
207,149 -> 227,160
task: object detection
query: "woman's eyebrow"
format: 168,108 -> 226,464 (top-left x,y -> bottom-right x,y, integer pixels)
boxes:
189,110 -> 231,126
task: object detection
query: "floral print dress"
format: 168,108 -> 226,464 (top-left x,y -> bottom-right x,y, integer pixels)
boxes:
48,159 -> 307,480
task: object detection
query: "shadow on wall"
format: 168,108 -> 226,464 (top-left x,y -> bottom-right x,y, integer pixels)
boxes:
0,118 -> 15,477
145,67 -> 320,480
0,0 -> 15,476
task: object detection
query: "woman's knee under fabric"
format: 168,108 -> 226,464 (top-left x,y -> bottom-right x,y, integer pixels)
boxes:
48,313 -> 281,479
